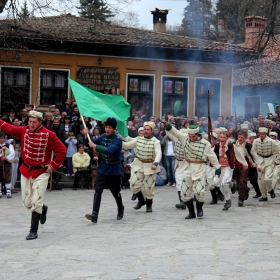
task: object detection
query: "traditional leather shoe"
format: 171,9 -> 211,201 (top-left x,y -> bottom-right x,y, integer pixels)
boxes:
134,191 -> 146,210
245,188 -> 250,200
26,231 -> 38,240
185,199 -> 196,219
210,189 -> 217,204
40,205 -> 48,225
269,189 -> 276,199
146,199 -> 153,213
231,183 -> 237,194
117,205 -> 124,220
85,213 -> 98,223
175,202 -> 186,209
222,199 -> 231,211
253,193 -> 261,198
131,193 -> 137,201
185,212 -> 196,219
196,201 -> 204,218
238,199 -> 244,207
115,194 -> 124,220
259,197 -> 268,202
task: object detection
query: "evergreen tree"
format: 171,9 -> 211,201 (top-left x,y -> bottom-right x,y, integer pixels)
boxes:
181,0 -> 214,38
78,0 -> 114,23
18,0 -> 30,19
215,0 -> 276,44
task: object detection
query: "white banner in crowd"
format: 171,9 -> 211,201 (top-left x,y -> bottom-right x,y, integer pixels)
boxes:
267,103 -> 277,115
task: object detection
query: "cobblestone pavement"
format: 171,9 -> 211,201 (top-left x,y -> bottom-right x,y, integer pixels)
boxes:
1,186 -> 280,280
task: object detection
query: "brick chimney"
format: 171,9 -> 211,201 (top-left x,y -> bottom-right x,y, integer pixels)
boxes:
244,15 -> 267,48
151,8 -> 169,33
218,18 -> 227,37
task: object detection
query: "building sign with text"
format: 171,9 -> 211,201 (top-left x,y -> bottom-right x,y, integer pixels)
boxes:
77,67 -> 120,94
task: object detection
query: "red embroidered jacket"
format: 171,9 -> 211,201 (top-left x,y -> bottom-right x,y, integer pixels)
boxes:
0,120 -> 66,178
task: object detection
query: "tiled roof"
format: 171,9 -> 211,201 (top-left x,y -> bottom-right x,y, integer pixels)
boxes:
0,13 -> 257,55
234,35 -> 280,86
233,60 -> 280,86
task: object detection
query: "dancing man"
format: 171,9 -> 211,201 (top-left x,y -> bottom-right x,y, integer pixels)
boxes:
0,111 -> 66,240
122,121 -> 162,213
251,127 -> 280,201
163,121 -> 221,219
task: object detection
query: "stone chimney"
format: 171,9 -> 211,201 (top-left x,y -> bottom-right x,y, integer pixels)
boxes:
244,15 -> 267,48
151,8 -> 169,33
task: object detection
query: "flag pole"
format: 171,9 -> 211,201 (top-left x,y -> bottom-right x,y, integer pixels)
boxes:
80,115 -> 92,142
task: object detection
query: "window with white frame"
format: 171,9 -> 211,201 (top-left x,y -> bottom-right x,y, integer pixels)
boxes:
40,69 -> 69,106
0,67 -> 31,115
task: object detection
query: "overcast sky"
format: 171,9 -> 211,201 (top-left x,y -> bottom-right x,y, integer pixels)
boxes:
0,0 -> 187,30
124,0 -> 187,30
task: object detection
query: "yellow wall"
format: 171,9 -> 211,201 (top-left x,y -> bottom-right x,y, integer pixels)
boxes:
0,50 -> 233,118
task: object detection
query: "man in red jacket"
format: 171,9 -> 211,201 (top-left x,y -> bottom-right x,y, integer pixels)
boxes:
0,110 -> 66,240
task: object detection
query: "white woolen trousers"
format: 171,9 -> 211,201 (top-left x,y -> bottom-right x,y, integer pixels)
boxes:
213,167 -> 233,201
21,172 -> 50,214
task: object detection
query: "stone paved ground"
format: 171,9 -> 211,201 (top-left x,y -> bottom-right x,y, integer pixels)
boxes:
1,186 -> 280,280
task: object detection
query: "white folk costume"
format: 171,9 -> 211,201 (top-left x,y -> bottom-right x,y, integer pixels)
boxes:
122,122 -> 162,212
0,111 -> 66,240
0,141 -> 15,198
166,124 -> 221,219
251,128 -> 280,200
166,129 -> 187,210
270,132 -> 280,191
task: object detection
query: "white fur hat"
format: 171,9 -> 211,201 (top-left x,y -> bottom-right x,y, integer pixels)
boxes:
241,124 -> 248,129
143,121 -> 155,130
259,127 -> 268,133
29,110 -> 43,120
248,132 -> 256,137
270,131 -> 278,137
180,128 -> 188,134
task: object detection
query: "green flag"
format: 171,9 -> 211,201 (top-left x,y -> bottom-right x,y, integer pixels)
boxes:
173,100 -> 181,115
68,78 -> 131,137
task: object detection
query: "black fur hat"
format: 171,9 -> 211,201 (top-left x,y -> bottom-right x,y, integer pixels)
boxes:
105,117 -> 117,129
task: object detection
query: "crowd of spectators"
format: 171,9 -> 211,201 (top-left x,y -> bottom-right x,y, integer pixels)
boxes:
2,98 -> 280,191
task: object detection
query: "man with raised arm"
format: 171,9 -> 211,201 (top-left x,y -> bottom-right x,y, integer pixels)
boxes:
163,120 -> 221,219
0,111 -> 66,240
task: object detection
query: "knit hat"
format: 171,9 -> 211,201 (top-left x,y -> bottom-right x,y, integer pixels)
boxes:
138,127 -> 144,132
143,121 -> 155,130
105,117 -> 117,129
259,127 -> 268,133
29,110 -> 43,120
187,125 -> 199,134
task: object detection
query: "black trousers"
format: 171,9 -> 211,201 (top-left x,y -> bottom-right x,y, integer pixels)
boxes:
95,173 -> 122,198
248,166 -> 261,195
73,170 -> 89,188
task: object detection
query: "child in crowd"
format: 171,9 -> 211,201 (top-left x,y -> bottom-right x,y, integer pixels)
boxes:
92,126 -> 101,139
121,148 -> 134,189
65,132 -> 77,176
90,150 -> 101,190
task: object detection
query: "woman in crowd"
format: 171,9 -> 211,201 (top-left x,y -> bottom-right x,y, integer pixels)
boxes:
9,139 -> 20,193
61,115 -> 73,133
72,143 -> 90,190
42,112 -> 53,129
